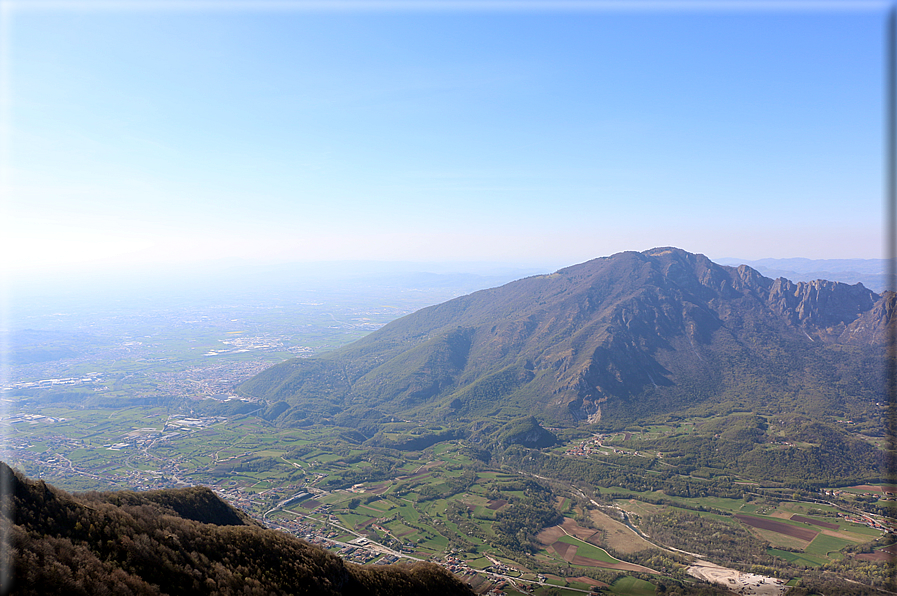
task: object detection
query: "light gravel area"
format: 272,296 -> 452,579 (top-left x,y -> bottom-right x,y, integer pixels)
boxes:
687,560 -> 786,595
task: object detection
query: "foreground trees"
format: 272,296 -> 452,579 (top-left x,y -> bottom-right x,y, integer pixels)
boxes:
4,462 -> 472,596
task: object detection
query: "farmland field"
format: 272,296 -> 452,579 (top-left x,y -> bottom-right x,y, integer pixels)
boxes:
734,514 -> 818,542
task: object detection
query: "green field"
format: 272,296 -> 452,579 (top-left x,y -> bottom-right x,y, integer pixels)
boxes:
768,548 -> 827,567
556,536 -> 619,563
805,534 -> 854,557
610,576 -> 656,596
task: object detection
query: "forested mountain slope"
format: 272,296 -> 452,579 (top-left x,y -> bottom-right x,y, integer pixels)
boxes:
4,462 -> 472,596
240,248 -> 892,427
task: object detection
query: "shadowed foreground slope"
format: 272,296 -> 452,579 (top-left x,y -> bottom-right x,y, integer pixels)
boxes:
2,462 -> 472,596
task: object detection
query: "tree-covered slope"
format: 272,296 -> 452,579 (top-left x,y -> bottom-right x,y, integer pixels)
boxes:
239,248 -> 892,426
4,462 -> 472,596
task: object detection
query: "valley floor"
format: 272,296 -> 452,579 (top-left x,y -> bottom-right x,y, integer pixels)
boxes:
7,403 -> 895,596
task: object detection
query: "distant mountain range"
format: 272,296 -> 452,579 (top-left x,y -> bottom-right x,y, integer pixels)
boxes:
715,256 -> 892,294
238,248 -> 893,428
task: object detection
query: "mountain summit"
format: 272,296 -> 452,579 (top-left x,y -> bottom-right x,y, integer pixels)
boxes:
239,248 -> 891,426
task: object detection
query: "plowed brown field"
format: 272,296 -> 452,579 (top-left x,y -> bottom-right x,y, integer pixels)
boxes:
790,514 -> 839,530
734,514 -> 818,541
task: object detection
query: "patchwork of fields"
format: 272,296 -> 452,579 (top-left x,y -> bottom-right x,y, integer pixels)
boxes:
7,400 -> 895,596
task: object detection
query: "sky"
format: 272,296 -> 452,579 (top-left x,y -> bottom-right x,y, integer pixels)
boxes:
0,0 -> 890,281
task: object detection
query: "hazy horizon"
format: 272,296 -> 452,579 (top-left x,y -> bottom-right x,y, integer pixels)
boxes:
5,253 -> 892,322
1,2 -> 889,285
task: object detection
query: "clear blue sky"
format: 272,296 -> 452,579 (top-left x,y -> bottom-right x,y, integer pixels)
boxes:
0,1 -> 888,278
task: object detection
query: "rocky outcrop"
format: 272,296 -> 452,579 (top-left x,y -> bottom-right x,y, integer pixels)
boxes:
765,277 -> 879,331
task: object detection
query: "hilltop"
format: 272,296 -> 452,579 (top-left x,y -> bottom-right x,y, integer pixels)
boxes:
4,462 -> 472,596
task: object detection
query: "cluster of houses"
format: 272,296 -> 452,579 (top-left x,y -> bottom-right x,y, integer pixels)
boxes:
564,434 -> 646,458
841,512 -> 893,533
441,554 -> 474,576
335,544 -> 385,564
214,486 -> 265,511
564,435 -> 609,457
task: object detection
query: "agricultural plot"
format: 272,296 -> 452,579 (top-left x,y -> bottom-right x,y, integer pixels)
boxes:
609,576 -> 657,596
855,544 -> 897,563
587,509 -> 653,555
804,534 -> 854,558
734,515 -> 818,542
836,484 -> 897,495
555,536 -> 618,563
767,548 -> 828,567
606,483 -> 883,575
789,514 -> 838,529
536,517 -> 654,573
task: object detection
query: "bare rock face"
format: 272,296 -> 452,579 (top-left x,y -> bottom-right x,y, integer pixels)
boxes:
765,277 -> 879,331
840,290 -> 897,345
240,247 -> 893,425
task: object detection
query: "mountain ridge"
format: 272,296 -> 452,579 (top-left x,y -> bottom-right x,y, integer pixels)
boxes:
238,248 -> 891,427
714,256 -> 892,293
